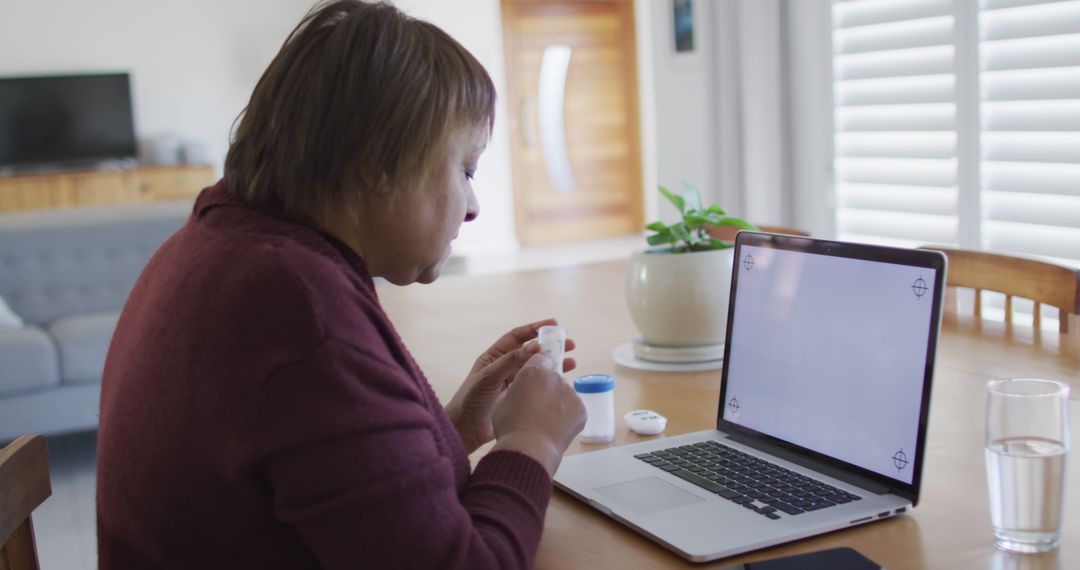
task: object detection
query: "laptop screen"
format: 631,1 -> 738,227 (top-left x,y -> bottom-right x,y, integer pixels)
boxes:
719,234 -> 944,488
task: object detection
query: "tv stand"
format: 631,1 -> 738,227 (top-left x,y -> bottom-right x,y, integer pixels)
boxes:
0,164 -> 214,213
0,158 -> 140,177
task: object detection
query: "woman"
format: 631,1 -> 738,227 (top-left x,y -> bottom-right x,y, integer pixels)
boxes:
95,1 -> 587,568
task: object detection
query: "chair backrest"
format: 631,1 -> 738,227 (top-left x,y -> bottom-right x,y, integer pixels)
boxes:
0,435 -> 51,570
707,224 -> 810,242
918,246 -> 1080,333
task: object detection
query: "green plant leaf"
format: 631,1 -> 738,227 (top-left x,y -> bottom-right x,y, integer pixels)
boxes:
670,223 -> 691,242
681,181 -> 703,212
647,232 -> 676,246
644,182 -> 755,252
684,213 -> 709,227
712,217 -> 757,231
658,185 -> 685,214
704,212 -> 724,225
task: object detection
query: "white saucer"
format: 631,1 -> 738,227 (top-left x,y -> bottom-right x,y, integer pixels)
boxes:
632,337 -> 725,363
613,342 -> 724,372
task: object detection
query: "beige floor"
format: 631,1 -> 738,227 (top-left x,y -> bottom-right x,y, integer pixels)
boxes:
30,233 -> 646,570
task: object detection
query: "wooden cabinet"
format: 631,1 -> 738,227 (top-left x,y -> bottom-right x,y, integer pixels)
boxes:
0,165 -> 215,213
136,167 -> 216,201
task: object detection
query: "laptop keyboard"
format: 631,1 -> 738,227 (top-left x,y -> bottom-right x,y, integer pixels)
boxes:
634,440 -> 861,520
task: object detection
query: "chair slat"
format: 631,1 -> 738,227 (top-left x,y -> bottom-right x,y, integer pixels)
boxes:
0,434 -> 50,570
1,520 -> 39,570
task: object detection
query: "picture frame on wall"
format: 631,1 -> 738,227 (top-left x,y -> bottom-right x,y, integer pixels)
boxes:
673,0 -> 695,53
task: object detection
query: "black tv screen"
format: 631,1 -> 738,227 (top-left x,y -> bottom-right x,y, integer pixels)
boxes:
0,73 -> 137,169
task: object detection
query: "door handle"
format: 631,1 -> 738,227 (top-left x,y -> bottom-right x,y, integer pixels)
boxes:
538,45 -> 575,193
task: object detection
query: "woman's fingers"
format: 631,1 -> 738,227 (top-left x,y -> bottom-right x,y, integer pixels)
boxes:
473,343 -> 534,388
493,319 -> 557,353
471,319 -> 560,374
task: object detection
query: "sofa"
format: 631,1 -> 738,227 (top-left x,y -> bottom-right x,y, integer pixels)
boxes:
0,201 -> 191,442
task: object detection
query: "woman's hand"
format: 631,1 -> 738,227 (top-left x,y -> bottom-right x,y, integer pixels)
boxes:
490,353 -> 587,476
446,318 -> 576,454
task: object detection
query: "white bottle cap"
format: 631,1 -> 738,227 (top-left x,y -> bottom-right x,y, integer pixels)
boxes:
537,325 -> 566,375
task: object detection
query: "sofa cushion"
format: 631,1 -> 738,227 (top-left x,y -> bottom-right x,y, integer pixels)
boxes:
0,325 -> 59,396
0,201 -> 189,326
48,312 -> 120,383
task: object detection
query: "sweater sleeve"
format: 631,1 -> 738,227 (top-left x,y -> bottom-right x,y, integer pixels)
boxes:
250,337 -> 552,570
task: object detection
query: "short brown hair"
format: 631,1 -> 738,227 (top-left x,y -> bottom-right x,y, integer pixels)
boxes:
225,0 -> 496,217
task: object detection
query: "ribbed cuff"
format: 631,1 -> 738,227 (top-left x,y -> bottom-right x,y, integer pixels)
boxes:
473,450 -> 553,509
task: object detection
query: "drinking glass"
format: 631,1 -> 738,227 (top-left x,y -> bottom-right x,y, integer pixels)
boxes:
985,378 -> 1070,553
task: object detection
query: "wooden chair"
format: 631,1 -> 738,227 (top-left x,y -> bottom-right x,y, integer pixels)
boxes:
918,247 -> 1080,333
708,224 -> 810,242
0,435 -> 51,570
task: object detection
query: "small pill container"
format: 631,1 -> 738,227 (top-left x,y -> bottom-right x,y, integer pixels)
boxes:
573,374 -> 616,443
537,325 -> 566,375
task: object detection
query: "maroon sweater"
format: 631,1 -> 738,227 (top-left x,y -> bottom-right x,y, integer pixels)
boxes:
96,182 -> 552,569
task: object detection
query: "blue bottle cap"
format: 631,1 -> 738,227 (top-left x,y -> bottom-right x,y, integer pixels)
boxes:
574,374 -> 615,394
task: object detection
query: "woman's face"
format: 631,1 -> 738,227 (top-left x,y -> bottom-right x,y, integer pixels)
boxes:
325,124 -> 486,285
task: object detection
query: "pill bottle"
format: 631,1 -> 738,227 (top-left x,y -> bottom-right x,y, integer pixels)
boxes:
574,374 -> 616,443
537,325 -> 566,374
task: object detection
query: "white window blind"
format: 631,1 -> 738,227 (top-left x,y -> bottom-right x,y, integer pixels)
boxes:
830,0 -> 1080,271
832,0 -> 960,248
980,0 -> 1080,269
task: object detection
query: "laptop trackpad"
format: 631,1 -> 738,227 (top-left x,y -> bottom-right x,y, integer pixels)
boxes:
594,477 -> 705,515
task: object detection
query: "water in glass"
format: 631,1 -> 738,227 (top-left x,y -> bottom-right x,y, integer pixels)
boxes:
985,437 -> 1068,553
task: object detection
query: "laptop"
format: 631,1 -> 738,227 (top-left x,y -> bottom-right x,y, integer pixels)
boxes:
554,232 -> 947,562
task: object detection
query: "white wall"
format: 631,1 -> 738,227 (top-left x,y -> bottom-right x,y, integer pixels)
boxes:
785,0 -> 835,239
732,0 -> 788,226
647,0 -> 718,222
644,0 -> 793,228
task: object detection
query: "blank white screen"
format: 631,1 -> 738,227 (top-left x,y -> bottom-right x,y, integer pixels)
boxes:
722,245 -> 936,484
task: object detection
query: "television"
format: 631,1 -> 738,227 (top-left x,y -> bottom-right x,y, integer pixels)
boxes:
0,73 -> 137,171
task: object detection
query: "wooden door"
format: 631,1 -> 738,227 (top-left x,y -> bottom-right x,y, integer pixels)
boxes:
501,0 -> 643,245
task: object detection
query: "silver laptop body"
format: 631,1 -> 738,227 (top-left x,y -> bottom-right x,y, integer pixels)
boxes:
554,232 -> 948,562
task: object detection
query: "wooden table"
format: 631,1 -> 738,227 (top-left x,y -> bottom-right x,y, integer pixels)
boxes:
378,260 -> 1080,570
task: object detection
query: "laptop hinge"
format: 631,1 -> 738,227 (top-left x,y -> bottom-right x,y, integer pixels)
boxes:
724,432 -> 892,496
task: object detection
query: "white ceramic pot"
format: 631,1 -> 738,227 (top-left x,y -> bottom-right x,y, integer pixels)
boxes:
625,247 -> 734,347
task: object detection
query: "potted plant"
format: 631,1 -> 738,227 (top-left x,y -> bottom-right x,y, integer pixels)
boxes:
626,183 -> 756,362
